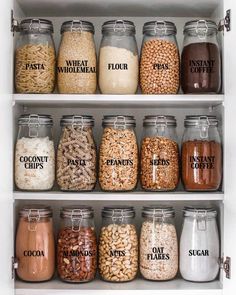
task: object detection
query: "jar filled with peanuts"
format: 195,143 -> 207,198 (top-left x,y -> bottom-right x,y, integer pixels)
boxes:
141,115 -> 179,191
15,19 -> 56,93
140,21 -> 180,94
140,206 -> 178,281
99,115 -> 138,191
99,206 -> 138,282
57,206 -> 97,283
57,115 -> 97,191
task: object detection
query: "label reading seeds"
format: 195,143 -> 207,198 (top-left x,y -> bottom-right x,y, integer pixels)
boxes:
189,250 -> 209,256
150,159 -> 170,166
153,63 -> 169,70
19,156 -> 48,169
108,63 -> 128,70
190,156 -> 215,169
67,159 -> 86,166
109,250 -> 126,257
147,247 -> 170,260
25,63 -> 45,70
57,60 -> 96,73
189,60 -> 215,73
106,159 -> 133,166
23,250 -> 45,257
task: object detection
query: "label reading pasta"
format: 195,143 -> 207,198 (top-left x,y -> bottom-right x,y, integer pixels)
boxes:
67,159 -> 86,166
25,63 -> 45,70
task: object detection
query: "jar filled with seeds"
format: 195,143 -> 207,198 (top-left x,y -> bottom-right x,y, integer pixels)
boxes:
99,206 -> 138,282
141,115 -> 179,191
99,20 -> 139,94
57,115 -> 97,191
15,19 -> 56,94
57,20 -> 97,94
140,21 -> 180,94
140,206 -> 178,281
99,115 -> 138,191
57,206 -> 97,283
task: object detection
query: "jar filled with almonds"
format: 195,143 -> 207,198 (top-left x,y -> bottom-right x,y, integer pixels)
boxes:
99,115 -> 138,191
141,115 -> 179,191
99,206 -> 138,282
57,206 -> 97,283
140,21 -> 180,94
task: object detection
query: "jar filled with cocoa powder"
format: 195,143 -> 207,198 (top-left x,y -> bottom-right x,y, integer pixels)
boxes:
57,206 -> 97,283
16,205 -> 55,282
181,115 -> 222,191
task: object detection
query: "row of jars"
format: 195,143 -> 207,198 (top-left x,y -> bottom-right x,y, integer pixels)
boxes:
15,114 -> 222,192
15,18 -> 221,95
16,205 -> 220,283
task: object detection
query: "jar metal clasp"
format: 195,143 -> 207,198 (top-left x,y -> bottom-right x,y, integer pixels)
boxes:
111,209 -> 124,224
72,115 -> 84,136
113,20 -> 126,33
198,116 -> 210,139
114,116 -> 126,130
154,21 -> 167,36
29,19 -> 42,32
195,209 -> 207,231
71,209 -> 83,232
27,114 -> 40,138
28,209 -> 40,232
70,20 -> 83,33
196,20 -> 208,40
155,115 -> 167,136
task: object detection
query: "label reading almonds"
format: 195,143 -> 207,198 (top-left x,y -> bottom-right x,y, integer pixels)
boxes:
63,250 -> 94,257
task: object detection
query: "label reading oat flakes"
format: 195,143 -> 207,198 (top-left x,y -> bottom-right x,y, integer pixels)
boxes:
57,60 -> 96,73
109,250 -> 126,257
150,159 -> 170,166
147,247 -> 170,260
19,156 -> 48,169
106,159 -> 133,166
190,156 -> 215,169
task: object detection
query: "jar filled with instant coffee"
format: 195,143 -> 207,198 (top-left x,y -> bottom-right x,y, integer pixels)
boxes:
181,20 -> 221,93
57,206 -> 97,283
16,205 -> 55,282
99,206 -> 138,282
140,21 -> 180,94
15,19 -> 56,93
181,115 -> 222,191
57,115 -> 97,191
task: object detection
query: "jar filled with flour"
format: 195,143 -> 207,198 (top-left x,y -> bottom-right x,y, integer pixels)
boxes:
15,114 -> 55,190
180,207 -> 220,282
99,20 -> 139,94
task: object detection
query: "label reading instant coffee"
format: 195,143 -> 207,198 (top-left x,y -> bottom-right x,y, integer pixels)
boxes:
25,63 -> 45,70
108,63 -> 128,70
147,247 -> 170,260
57,60 -> 96,73
150,159 -> 170,166
190,156 -> 215,169
63,250 -> 94,257
19,156 -> 48,169
106,159 -> 133,166
23,250 -> 45,257
189,60 -> 215,73
153,63 -> 169,70
67,159 -> 86,166
110,250 -> 126,257
189,250 -> 209,256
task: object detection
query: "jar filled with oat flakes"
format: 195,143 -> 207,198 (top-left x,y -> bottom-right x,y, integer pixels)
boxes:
140,206 -> 178,281
141,115 -> 179,191
140,21 -> 180,94
57,20 -> 97,94
57,115 -> 97,191
99,115 -> 138,191
15,18 -> 56,94
99,206 -> 138,282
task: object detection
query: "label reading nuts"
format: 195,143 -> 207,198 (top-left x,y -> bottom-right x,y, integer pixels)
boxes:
23,250 -> 45,257
147,247 -> 170,260
57,60 -> 96,74
107,63 -> 128,70
153,63 -> 169,70
19,156 -> 48,169
189,60 -> 215,73
109,250 -> 126,257
150,159 -> 170,166
190,156 -> 215,169
25,63 -> 45,70
106,159 -> 133,166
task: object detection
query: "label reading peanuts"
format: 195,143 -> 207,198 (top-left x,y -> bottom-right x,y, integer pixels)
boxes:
189,250 -> 209,256
107,63 -> 128,70
150,159 -> 170,166
25,63 -> 45,70
153,63 -> 169,70
63,250 -> 94,257
190,156 -> 215,169
147,247 -> 170,260
57,60 -> 96,73
23,250 -> 45,257
189,60 -> 215,73
106,159 -> 133,166
109,250 -> 126,257
19,156 -> 48,169
67,159 -> 86,166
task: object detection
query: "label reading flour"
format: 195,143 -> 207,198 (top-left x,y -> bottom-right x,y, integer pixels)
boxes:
20,156 -> 48,169
108,63 -> 128,70
147,247 -> 170,260
57,60 -> 96,73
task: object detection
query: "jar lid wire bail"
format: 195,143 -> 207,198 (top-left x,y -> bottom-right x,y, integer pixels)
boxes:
196,19 -> 208,39
27,114 -> 40,138
113,20 -> 126,32
71,209 -> 83,232
27,209 -> 40,232
154,21 -> 167,35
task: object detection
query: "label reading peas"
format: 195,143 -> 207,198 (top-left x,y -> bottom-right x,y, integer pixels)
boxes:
153,63 -> 169,70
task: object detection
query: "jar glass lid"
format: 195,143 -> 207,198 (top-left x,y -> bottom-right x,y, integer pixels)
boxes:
61,20 -> 94,34
142,205 -> 175,218
102,115 -> 136,127
19,205 -> 52,218
102,20 -> 135,34
183,19 -> 218,34
143,115 -> 177,126
60,115 -> 94,127
61,205 -> 94,219
18,114 -> 53,126
184,115 -> 218,127
102,206 -> 135,218
183,206 -> 217,218
143,21 -> 177,35
19,18 -> 53,33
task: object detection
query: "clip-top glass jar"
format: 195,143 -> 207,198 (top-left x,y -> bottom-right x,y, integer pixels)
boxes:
15,18 -> 56,93
181,20 -> 221,93
57,206 -> 97,283
57,115 -> 97,191
16,205 -> 55,282
181,115 -> 222,191
180,207 -> 220,282
140,206 -> 178,281
140,21 -> 180,94
98,20 -> 139,94
141,115 -> 179,191
99,206 -> 138,282
15,114 -> 55,191
99,115 -> 138,191
57,20 -> 97,94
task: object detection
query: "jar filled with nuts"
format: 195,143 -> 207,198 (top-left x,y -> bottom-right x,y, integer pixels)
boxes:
140,21 -> 180,94
99,115 -> 138,191
140,206 -> 178,281
57,206 -> 97,283
57,115 -> 97,191
99,206 -> 138,282
141,115 -> 179,191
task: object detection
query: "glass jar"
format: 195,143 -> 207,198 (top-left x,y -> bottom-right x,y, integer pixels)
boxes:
16,205 -> 55,282
181,115 -> 222,191
57,20 -> 97,94
181,20 -> 221,93
140,21 -> 180,94
99,115 -> 138,191
98,20 -> 139,94
57,206 -> 97,283
15,114 -> 55,191
140,206 -> 178,281
141,115 -> 179,191
15,18 -> 56,94
57,115 -> 97,191
99,206 -> 138,282
180,207 -> 220,282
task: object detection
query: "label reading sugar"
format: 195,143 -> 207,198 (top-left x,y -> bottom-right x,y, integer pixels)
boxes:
147,247 -> 170,260
19,156 -> 48,169
189,250 -> 209,256
57,60 -> 96,73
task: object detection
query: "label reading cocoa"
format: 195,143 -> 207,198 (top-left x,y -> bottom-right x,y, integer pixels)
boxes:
25,63 -> 45,70
109,250 -> 126,257
19,156 -> 48,169
108,63 -> 128,70
63,250 -> 94,257
190,156 -> 215,169
106,159 -> 133,166
147,247 -> 170,260
153,63 -> 169,70
189,60 -> 215,73
189,250 -> 209,256
67,159 -> 86,166
150,159 -> 170,166
57,60 -> 96,73
23,250 -> 45,257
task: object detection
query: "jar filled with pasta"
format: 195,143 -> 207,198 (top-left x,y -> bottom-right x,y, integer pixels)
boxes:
15,18 -> 56,93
